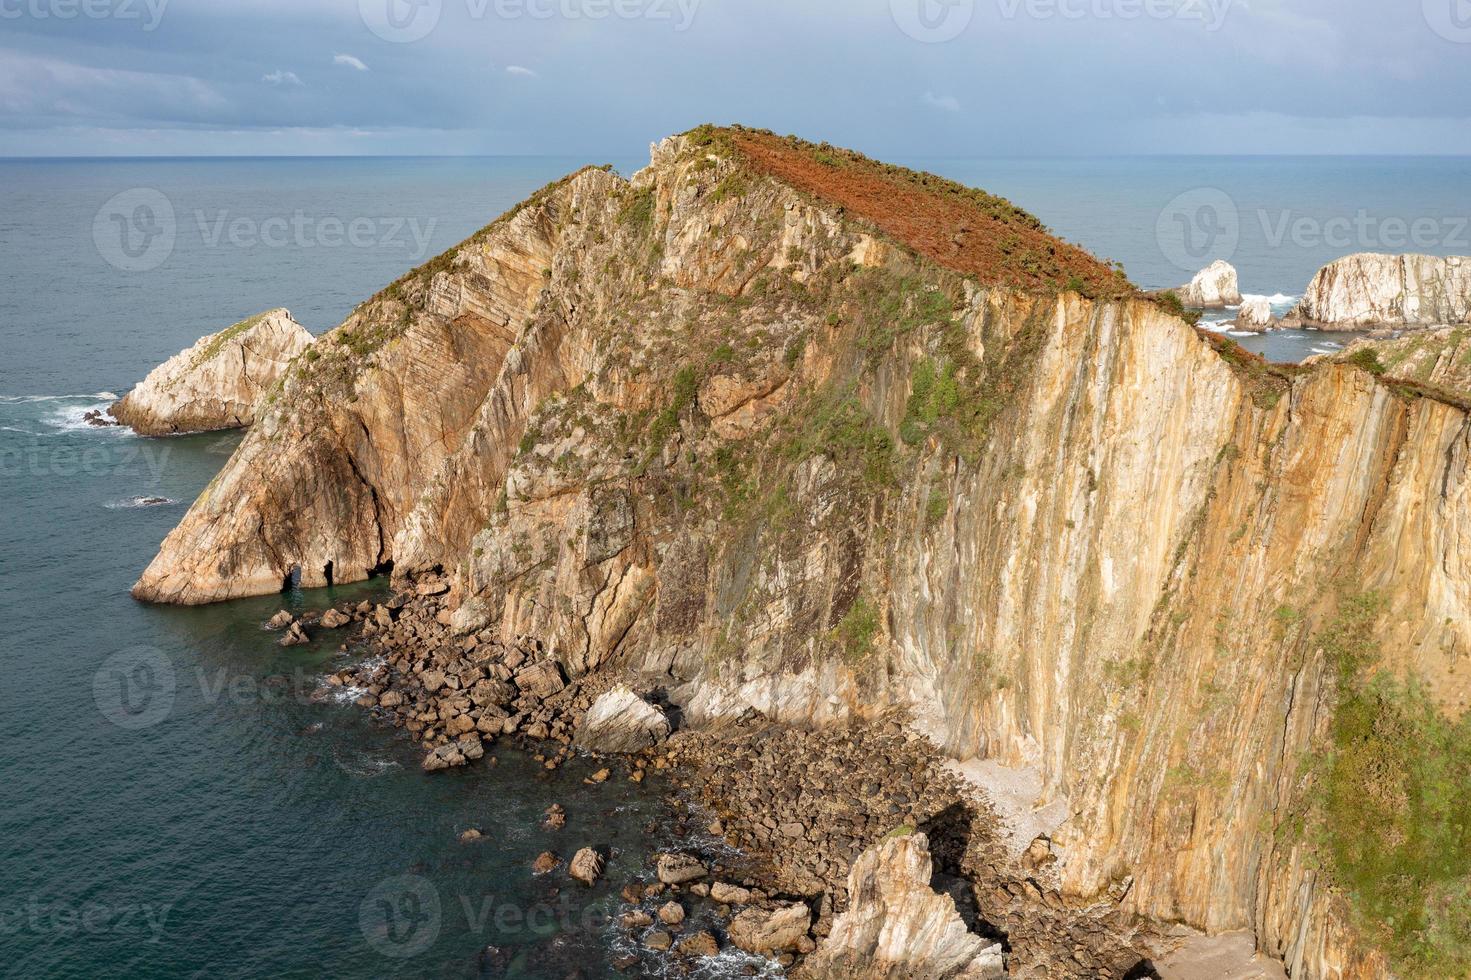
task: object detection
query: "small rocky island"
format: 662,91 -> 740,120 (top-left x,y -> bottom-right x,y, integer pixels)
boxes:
109,308 -> 312,435
127,127 -> 1471,979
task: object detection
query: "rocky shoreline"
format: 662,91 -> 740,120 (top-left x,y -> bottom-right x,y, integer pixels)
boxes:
290,576 -> 1165,977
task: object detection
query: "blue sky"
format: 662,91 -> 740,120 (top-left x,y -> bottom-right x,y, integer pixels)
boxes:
2,0 -> 1469,156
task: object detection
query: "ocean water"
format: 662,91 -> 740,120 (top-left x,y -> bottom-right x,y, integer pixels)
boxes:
2,155 -> 1468,978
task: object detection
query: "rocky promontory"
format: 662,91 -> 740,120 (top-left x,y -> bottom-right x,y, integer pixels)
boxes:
1290,252 -> 1471,328
136,127 -> 1471,978
109,309 -> 312,435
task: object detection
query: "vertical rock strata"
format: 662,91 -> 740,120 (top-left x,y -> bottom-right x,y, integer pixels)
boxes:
134,128 -> 1471,977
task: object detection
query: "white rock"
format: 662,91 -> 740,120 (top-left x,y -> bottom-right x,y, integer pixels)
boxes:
1292,253 -> 1471,328
801,831 -> 1004,979
1235,297 -> 1275,332
109,309 -> 313,435
575,686 -> 671,753
1176,260 -> 1242,308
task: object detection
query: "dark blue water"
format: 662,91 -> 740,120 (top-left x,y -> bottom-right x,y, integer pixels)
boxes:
2,155 -> 1467,977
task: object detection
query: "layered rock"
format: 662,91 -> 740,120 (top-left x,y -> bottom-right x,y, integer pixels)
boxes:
109,309 -> 313,435
1235,296 -> 1274,332
574,686 -> 670,753
799,831 -> 1004,979
1291,252 -> 1471,327
1176,260 -> 1241,308
135,127 -> 1471,977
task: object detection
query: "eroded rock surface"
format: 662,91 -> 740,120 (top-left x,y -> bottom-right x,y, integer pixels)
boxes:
1292,252 -> 1471,327
109,309 -> 312,435
575,686 -> 670,753
1176,260 -> 1242,308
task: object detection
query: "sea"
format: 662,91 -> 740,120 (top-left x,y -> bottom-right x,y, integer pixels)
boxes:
2,154 -> 1468,978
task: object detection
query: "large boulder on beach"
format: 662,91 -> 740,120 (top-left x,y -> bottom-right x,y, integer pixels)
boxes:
729,903 -> 812,955
799,831 -> 1004,979
1176,260 -> 1242,308
575,686 -> 671,753
109,309 -> 313,435
1292,253 -> 1471,328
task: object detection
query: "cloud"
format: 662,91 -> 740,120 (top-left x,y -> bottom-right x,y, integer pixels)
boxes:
922,92 -> 961,113
505,65 -> 537,77
262,70 -> 302,86
333,54 -> 369,72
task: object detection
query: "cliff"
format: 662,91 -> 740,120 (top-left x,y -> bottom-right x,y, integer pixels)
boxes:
1291,252 -> 1471,328
134,128 -> 1471,977
109,309 -> 313,435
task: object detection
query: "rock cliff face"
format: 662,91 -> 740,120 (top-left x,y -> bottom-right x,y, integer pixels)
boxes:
135,128 -> 1471,977
109,309 -> 313,435
1176,260 -> 1242,308
799,831 -> 1005,979
1292,252 -> 1471,327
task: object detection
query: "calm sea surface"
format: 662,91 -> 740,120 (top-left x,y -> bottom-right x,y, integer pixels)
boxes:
2,154 -> 1467,977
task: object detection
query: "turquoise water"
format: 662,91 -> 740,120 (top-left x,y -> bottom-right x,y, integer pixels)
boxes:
2,155 -> 1467,977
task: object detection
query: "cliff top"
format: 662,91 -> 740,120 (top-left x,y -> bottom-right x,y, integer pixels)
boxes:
693,125 -> 1134,297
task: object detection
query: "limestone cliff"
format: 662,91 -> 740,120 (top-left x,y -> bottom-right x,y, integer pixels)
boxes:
1291,252 -> 1471,328
134,128 -> 1471,977
109,309 -> 313,435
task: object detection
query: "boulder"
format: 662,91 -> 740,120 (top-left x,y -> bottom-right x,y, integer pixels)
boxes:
655,852 -> 707,885
676,931 -> 719,957
710,882 -> 753,905
569,847 -> 605,886
513,660 -> 566,699
657,900 -> 686,926
575,686 -> 672,754
109,309 -> 313,435
1292,253 -> 1471,328
799,831 -> 1004,979
278,622 -> 310,647
728,903 -> 812,955
1175,260 -> 1242,308
265,610 -> 294,630
1235,296 -> 1275,332
319,608 -> 352,629
532,851 -> 561,874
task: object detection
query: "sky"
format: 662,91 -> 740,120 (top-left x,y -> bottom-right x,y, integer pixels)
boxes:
1,0 -> 1469,157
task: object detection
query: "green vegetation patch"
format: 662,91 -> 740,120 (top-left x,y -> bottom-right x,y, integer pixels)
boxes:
189,311 -> 269,369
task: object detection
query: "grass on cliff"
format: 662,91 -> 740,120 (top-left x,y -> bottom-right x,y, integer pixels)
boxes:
1304,591 -> 1471,977
189,311 -> 269,370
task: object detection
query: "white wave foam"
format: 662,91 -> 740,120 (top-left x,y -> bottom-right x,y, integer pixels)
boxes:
332,749 -> 401,778
105,496 -> 177,510
1227,331 -> 1256,338
1310,347 -> 1338,355
0,426 -> 39,435
0,392 -> 117,404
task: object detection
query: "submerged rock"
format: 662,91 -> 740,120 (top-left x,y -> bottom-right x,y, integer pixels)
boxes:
109,309 -> 313,436
575,686 -> 671,754
799,831 -> 1003,979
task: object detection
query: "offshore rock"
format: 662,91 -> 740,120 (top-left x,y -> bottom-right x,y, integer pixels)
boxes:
1176,260 -> 1242,308
1292,252 -> 1471,327
109,309 -> 312,435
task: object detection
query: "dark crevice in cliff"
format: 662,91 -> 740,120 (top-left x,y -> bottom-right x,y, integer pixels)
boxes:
281,564 -> 301,591
323,560 -> 334,588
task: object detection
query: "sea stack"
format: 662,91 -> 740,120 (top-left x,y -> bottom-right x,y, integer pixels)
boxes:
1290,252 -> 1471,328
1175,259 -> 1242,308
1235,296 -> 1275,332
109,309 -> 313,435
